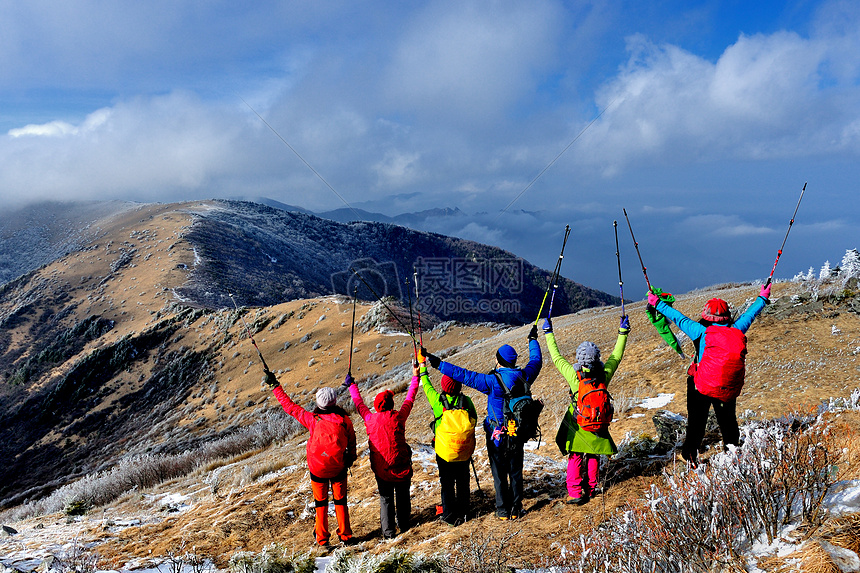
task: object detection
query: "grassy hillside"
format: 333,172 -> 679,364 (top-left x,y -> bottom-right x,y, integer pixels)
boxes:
0,201 -> 858,571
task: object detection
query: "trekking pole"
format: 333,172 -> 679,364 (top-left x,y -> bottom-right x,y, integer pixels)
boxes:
470,457 -> 484,497
766,182 -> 807,286
228,293 -> 271,373
534,225 -> 571,326
349,268 -> 419,345
614,220 -> 625,317
413,268 -> 424,348
405,275 -> 419,360
347,286 -> 357,376
622,208 -> 652,292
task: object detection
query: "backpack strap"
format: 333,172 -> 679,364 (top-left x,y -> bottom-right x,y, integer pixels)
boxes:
493,369 -> 529,399
431,393 -> 456,432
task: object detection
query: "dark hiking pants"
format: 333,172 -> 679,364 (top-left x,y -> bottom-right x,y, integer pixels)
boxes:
376,477 -> 411,538
437,455 -> 470,524
486,431 -> 525,518
683,376 -> 739,461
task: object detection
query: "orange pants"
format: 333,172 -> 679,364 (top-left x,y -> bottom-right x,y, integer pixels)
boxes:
311,474 -> 352,545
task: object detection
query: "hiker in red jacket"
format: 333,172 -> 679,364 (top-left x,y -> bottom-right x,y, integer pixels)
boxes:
265,370 -> 356,548
647,284 -> 770,466
343,361 -> 420,539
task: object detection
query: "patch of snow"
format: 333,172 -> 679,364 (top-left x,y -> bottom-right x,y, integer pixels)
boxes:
823,479 -> 860,516
637,393 -> 674,409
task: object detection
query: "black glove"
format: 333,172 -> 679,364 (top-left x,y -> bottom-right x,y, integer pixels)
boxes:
263,369 -> 280,389
541,318 -> 553,334
342,373 -> 355,388
619,315 -> 631,335
421,347 -> 441,369
528,324 -> 538,341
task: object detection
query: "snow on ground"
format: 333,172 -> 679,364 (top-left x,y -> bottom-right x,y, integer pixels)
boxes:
637,393 -> 675,409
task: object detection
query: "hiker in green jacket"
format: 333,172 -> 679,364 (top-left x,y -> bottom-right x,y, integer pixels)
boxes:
543,315 -> 630,505
420,357 -> 477,526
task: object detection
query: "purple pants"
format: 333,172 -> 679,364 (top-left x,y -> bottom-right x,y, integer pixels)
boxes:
567,452 -> 599,498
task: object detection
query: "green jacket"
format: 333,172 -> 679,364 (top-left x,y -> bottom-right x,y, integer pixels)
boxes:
420,366 -> 477,433
545,330 -> 627,455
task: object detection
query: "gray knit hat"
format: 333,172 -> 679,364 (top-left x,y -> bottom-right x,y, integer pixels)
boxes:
576,341 -> 601,369
316,387 -> 338,409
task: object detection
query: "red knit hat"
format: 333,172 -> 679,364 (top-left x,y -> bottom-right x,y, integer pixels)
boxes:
701,298 -> 731,323
374,389 -> 394,412
440,374 -> 461,395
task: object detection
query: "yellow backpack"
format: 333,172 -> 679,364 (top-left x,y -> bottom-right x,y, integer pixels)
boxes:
434,394 -> 476,462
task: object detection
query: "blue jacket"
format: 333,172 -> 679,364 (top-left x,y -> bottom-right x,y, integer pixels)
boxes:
438,339 -> 543,427
656,296 -> 767,360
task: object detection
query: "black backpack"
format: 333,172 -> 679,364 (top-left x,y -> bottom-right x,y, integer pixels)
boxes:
493,371 -> 544,447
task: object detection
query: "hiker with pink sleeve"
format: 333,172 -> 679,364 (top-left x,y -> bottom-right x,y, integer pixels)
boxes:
342,361 -> 421,539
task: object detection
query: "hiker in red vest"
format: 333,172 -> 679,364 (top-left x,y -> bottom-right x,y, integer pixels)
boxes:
647,283 -> 770,466
265,371 -> 356,548
543,315 -> 630,504
342,360 -> 421,540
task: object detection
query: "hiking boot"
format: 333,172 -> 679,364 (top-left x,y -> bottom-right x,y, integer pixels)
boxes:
496,512 -> 509,521
590,486 -> 603,496
510,508 -> 526,519
566,496 -> 589,505
680,449 -> 699,468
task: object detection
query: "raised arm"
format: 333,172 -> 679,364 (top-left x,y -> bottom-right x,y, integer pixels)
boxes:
544,330 -> 576,385
521,337 -> 543,383
272,385 -> 314,429
733,292 -> 768,333
438,362 -> 495,395
398,367 -> 422,420
347,380 -> 372,421
655,300 -> 706,340
604,316 -> 630,382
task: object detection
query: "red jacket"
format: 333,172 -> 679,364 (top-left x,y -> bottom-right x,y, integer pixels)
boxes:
273,386 -> 357,478
349,375 -> 420,482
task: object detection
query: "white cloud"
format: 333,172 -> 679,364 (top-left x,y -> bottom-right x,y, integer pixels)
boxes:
681,214 -> 773,238
9,121 -> 78,138
581,22 -> 860,173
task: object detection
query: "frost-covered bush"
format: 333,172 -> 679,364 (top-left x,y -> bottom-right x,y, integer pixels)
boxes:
228,544 -> 314,573
839,248 -> 860,288
555,415 -> 842,573
326,548 -> 442,573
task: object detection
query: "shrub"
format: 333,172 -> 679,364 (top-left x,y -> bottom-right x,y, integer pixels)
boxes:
327,548 -> 442,573
227,544 -> 314,573
555,414 -> 842,572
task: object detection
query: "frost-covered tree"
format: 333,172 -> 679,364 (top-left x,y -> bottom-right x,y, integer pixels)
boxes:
839,248 -> 860,286
819,260 -> 832,280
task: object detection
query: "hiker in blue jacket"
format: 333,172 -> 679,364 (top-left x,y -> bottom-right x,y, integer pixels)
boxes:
423,325 -> 542,520
647,284 -> 770,466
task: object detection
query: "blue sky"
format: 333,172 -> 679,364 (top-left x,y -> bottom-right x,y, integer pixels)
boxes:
1,0 -> 858,296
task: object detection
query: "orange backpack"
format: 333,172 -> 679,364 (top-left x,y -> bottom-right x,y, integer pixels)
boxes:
575,368 -> 613,432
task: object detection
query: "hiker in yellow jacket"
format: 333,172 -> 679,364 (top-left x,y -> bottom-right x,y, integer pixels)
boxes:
543,315 -> 629,505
